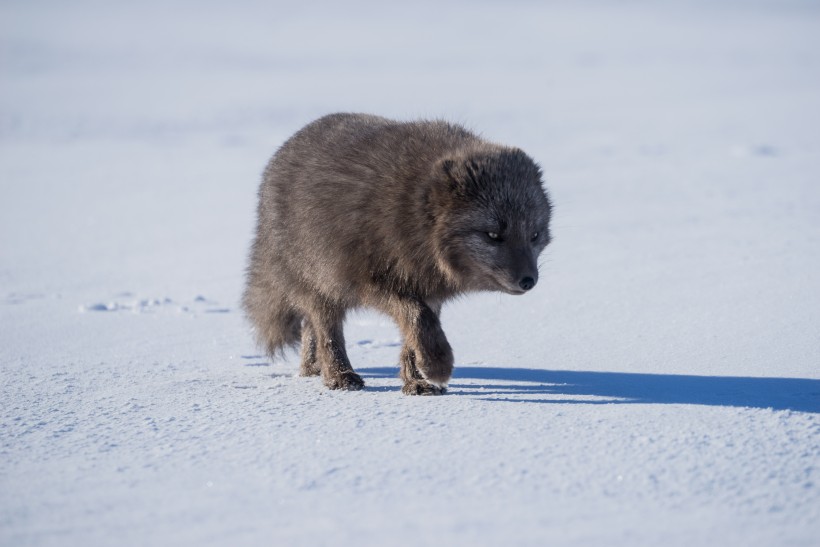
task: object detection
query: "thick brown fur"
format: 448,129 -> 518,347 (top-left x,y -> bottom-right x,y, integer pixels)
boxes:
243,113 -> 552,395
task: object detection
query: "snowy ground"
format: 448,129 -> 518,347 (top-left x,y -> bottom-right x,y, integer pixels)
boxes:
2,1 -> 819,546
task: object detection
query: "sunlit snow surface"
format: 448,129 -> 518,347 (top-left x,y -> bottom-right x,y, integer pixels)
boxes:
1,1 -> 819,546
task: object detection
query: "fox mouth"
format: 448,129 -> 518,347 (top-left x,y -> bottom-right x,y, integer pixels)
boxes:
489,274 -> 528,295
502,287 -> 527,295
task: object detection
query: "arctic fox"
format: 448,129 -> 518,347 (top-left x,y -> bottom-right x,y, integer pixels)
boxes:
243,113 -> 552,395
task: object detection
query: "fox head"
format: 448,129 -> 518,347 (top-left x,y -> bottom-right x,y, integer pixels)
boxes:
430,147 -> 552,295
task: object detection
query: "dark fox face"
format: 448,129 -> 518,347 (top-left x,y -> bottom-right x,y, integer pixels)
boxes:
445,196 -> 552,294
432,149 -> 552,294
461,213 -> 551,294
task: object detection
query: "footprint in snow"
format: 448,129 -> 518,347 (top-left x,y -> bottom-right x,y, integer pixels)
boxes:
356,339 -> 402,348
79,294 -> 232,315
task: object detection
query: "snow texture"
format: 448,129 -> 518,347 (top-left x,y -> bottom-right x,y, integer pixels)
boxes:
1,1 -> 819,546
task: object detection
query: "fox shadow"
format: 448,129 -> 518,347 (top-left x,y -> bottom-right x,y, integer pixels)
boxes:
359,366 -> 820,413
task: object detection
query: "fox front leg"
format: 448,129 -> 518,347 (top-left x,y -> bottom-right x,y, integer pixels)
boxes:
399,345 -> 447,395
392,299 -> 452,395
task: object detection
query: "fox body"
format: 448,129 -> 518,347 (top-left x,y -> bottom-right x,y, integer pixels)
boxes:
243,113 -> 552,394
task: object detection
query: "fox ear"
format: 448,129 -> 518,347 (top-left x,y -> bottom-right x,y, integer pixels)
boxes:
440,158 -> 480,194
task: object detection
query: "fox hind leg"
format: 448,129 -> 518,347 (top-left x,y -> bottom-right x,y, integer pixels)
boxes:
308,308 -> 364,391
299,319 -> 320,377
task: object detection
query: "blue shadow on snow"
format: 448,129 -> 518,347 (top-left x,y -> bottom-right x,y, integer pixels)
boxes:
358,366 -> 820,413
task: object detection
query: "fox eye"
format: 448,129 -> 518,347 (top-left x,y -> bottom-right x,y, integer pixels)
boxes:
487,231 -> 500,241
530,232 -> 539,242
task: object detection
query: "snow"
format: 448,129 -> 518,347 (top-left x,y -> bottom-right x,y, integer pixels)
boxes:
1,0 -> 819,545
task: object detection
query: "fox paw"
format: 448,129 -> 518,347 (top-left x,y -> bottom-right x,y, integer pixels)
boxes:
300,361 -> 321,377
402,380 -> 446,396
415,341 -> 454,387
324,370 -> 365,391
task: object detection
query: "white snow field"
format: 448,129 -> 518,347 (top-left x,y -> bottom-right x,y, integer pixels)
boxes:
2,1 -> 819,545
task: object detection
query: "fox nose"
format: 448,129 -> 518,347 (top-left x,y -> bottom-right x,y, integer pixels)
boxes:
519,276 -> 536,291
